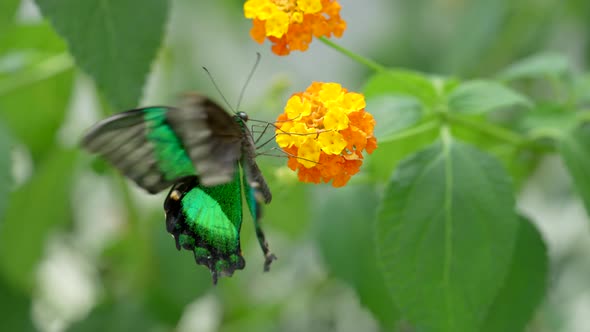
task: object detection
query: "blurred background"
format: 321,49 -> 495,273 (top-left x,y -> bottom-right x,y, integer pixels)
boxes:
1,0 -> 590,331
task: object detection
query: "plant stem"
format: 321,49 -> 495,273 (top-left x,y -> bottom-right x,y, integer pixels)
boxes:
441,111 -> 526,146
439,124 -> 453,145
381,120 -> 438,143
319,37 -> 386,72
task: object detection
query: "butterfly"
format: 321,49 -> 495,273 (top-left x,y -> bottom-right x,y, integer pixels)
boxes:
82,93 -> 276,284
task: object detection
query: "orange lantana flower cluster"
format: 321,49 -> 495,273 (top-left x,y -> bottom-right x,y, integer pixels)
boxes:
275,82 -> 377,187
244,0 -> 346,56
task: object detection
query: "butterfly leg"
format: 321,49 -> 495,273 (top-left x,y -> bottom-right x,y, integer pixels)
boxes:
253,220 -> 277,271
256,147 -> 321,166
252,122 -> 275,145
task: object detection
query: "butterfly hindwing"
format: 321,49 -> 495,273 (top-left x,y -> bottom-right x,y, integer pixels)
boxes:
164,174 -> 246,284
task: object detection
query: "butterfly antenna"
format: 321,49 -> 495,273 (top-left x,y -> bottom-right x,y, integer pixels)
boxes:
236,52 -> 261,112
202,66 -> 236,113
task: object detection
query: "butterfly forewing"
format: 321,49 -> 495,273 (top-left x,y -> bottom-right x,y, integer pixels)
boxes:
170,94 -> 244,186
82,95 -> 246,193
82,107 -> 195,193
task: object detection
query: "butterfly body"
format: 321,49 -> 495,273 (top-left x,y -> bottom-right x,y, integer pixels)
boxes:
82,94 -> 275,284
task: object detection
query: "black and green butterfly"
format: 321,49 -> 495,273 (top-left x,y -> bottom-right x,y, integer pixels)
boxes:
82,93 -> 276,284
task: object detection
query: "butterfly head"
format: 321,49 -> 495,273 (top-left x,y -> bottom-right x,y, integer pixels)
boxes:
236,111 -> 249,123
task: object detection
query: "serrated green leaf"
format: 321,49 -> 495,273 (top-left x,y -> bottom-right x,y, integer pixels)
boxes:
312,185 -> 400,329
0,122 -> 11,223
367,95 -> 422,142
504,149 -> 540,191
481,215 -> 548,332
498,53 -> 570,81
0,276 -> 36,332
376,137 -> 519,332
0,149 -> 77,291
35,0 -> 170,109
448,80 -> 532,114
559,124 -> 590,219
363,69 -> 439,108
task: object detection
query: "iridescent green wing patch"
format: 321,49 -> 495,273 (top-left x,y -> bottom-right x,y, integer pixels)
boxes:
164,174 -> 245,284
82,107 -> 196,193
144,108 -> 196,181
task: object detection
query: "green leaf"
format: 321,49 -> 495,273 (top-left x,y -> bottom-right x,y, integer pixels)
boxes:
0,122 -> 11,222
366,95 -> 422,142
448,80 -> 532,114
559,124 -> 590,219
0,68 -> 73,159
312,185 -> 400,329
0,22 -> 73,160
376,137 -> 519,332
0,149 -> 77,291
498,53 -> 570,81
35,0 -> 170,109
363,69 -> 439,108
0,22 -> 67,55
0,276 -> 36,332
67,302 -> 159,332
481,215 -> 548,332
366,120 -> 438,183
573,74 -> 590,105
518,103 -> 577,136
0,0 -> 19,30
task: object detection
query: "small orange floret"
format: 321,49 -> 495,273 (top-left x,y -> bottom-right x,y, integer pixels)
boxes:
244,0 -> 346,56
274,82 -> 377,187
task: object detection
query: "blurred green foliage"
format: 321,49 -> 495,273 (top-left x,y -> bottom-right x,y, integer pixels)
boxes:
0,0 -> 589,332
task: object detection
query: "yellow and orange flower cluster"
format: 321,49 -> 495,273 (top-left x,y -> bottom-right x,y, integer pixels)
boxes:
244,0 -> 346,56
275,82 -> 377,187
